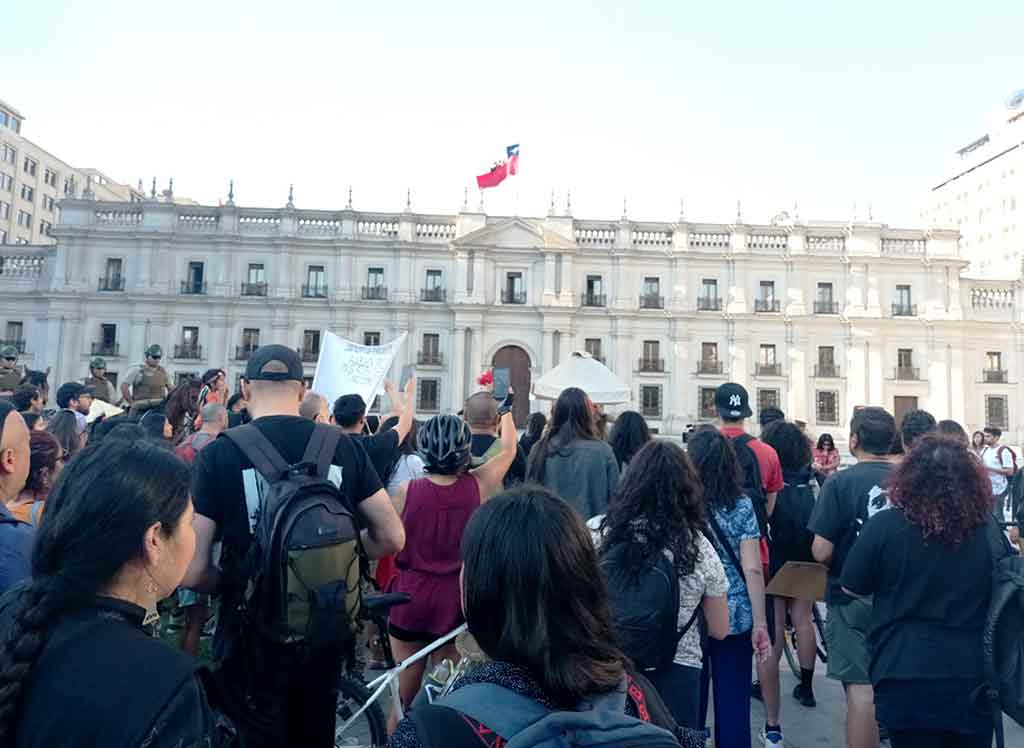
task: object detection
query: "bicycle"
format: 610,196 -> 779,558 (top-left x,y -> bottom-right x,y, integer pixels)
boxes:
781,601 -> 828,679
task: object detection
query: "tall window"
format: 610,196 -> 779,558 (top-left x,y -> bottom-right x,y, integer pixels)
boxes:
0,173 -> 11,191
4,321 -> 23,344
702,342 -> 718,362
758,388 -> 780,413
760,344 -> 777,365
702,278 -> 718,298
306,265 -> 326,293
986,395 -> 1009,430
187,261 -> 204,290
642,340 -> 660,361
818,346 -> 835,367
0,144 -> 14,165
816,391 -> 839,424
101,324 -> 117,348
422,333 -> 440,357
182,326 -> 198,346
367,267 -> 385,288
896,285 -> 912,307
0,201 -> 9,220
241,328 -> 260,352
643,276 -> 660,297
897,348 -> 913,368
16,210 -> 31,228
22,157 -> 36,176
816,282 -> 835,313
20,185 -> 33,202
986,351 -> 1003,371
303,330 -> 321,357
585,338 -> 603,362
44,168 -> 57,188
42,195 -> 55,212
585,275 -> 605,305
425,269 -> 442,290
247,263 -> 265,285
640,385 -> 662,418
759,281 -> 776,303
699,387 -> 718,419
418,379 -> 440,412
423,269 -> 444,301
364,332 -> 381,347
504,272 -> 525,303
105,258 -> 122,282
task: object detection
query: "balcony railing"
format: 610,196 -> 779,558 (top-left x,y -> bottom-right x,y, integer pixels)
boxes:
91,342 -> 119,357
582,293 -> 607,307
299,348 -> 319,363
420,288 -> 447,303
814,364 -> 841,378
235,346 -> 259,361
98,276 -> 125,292
892,303 -> 918,317
173,344 -> 202,360
241,282 -> 268,297
984,369 -> 1008,383
639,294 -> 664,310
301,284 -> 328,298
697,296 -> 722,311
755,299 -> 781,313
697,360 -> 723,375
814,301 -> 839,314
756,363 -> 783,377
638,358 -> 665,372
641,404 -> 662,418
0,340 -> 25,354
362,285 -> 388,301
180,280 -> 207,295
417,351 -> 443,366
501,289 -> 527,304
895,367 -> 920,380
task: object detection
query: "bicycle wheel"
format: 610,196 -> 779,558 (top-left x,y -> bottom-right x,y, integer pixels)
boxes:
335,674 -> 388,748
782,627 -> 801,679
812,602 -> 828,664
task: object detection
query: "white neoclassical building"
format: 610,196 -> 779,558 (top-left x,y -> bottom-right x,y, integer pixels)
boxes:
0,191 -> 1021,445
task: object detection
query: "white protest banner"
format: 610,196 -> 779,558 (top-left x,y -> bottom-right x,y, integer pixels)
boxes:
87,399 -> 123,424
312,331 -> 408,408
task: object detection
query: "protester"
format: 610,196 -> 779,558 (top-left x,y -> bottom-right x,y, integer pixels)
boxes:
898,409 -> 936,452
970,430 -> 986,458
808,406 -> 898,748
379,415 -> 425,495
762,420 -> 820,709
597,439 -> 729,728
6,430 -> 63,526
389,485 -> 688,748
713,382 -> 783,743
192,368 -> 228,430
83,356 -> 120,404
299,391 -> 331,422
139,409 -> 173,444
980,426 -> 1016,527
11,385 -> 41,415
937,419 -> 969,445
121,344 -> 171,416
386,405 -> 518,728
183,345 -> 405,748
464,392 -> 526,485
55,382 -> 92,436
20,369 -> 49,409
0,347 -> 21,397
842,435 -> 997,748
176,404 -> 228,463
525,387 -> 619,519
759,406 -> 786,431
812,432 -> 841,483
103,422 -> 149,443
0,439 -> 236,746
687,427 -> 772,748
46,409 -> 84,459
518,411 -> 546,459
333,379 -> 416,481
20,413 -> 44,432
0,402 -> 32,594
607,410 -> 653,473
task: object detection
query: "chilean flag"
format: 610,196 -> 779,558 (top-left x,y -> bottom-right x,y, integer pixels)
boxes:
476,144 -> 520,189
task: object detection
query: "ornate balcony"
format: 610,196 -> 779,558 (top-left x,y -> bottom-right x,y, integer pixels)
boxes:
581,293 -> 607,307
173,344 -> 202,360
417,351 -> 443,366
983,369 -> 1008,383
639,294 -> 664,310
98,276 -> 125,292
697,360 -> 723,375
697,297 -> 722,311
91,342 -> 119,357
895,367 -> 921,381
362,285 -> 388,301
638,358 -> 665,373
241,282 -> 268,297
814,364 -> 841,378
814,301 -> 839,314
501,289 -> 527,304
892,303 -> 918,317
756,363 -> 783,377
420,288 -> 446,302
301,284 -> 327,299
755,299 -> 781,313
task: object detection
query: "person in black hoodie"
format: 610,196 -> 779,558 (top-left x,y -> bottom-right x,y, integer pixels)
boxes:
0,439 -> 236,747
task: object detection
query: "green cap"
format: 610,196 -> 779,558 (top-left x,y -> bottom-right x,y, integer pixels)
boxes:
145,344 -> 163,358
0,345 -> 17,359
90,356 -> 107,369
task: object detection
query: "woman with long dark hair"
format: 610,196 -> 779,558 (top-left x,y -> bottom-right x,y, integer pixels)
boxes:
607,410 -> 652,473
139,409 -> 173,444
518,412 -> 546,459
687,428 -> 771,748
970,430 -> 986,459
812,432 -> 840,483
0,440 -> 235,746
389,485 -> 688,748
598,440 -> 729,728
842,435 -> 999,748
526,387 -> 619,518
6,430 -> 63,526
45,409 -> 82,459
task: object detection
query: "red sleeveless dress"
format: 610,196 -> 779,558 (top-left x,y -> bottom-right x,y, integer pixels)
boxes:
388,473 -> 481,641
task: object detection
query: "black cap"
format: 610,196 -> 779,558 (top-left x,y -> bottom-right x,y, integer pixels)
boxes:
715,382 -> 752,420
245,345 -> 304,382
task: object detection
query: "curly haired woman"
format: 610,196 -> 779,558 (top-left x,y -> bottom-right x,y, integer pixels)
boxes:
842,434 -> 999,748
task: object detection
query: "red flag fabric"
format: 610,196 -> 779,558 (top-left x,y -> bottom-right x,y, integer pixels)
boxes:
508,154 -> 519,176
476,162 -> 508,189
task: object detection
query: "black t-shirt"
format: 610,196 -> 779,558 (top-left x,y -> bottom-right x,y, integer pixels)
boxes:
806,459 -> 893,605
841,509 -> 992,683
470,433 -> 526,486
355,429 -> 401,485
192,416 -> 383,644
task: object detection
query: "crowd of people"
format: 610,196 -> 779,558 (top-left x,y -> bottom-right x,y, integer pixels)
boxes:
0,340 -> 1018,748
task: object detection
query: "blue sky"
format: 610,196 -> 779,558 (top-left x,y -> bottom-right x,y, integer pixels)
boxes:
5,0 -> 1023,225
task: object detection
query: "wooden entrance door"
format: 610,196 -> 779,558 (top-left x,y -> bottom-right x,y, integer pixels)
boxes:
492,345 -> 531,428
894,396 -> 918,429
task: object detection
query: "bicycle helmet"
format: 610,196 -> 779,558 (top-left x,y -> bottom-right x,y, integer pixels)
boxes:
418,414 -> 473,475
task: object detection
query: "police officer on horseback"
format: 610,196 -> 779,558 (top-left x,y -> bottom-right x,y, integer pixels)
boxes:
121,344 -> 171,416
83,357 -> 120,405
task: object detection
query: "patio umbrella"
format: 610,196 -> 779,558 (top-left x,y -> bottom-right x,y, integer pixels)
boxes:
532,351 -> 630,405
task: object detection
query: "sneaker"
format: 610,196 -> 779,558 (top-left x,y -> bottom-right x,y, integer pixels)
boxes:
761,725 -> 784,747
792,682 -> 816,708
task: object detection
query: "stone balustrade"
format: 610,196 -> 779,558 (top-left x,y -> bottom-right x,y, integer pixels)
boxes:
415,222 -> 456,241
688,232 -> 731,250
881,238 -> 926,256
298,218 -> 341,236
969,284 -> 1015,309
748,233 -> 788,253
574,225 -> 616,247
632,228 -> 673,247
178,212 -> 220,232
807,235 -> 845,254
357,218 -> 399,238
94,207 -> 143,227
0,248 -> 53,280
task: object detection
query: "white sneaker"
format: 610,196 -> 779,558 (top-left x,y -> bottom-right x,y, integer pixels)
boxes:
762,725 -> 784,747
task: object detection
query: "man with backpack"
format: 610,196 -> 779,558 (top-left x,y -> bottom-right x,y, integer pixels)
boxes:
713,383 -> 785,747
465,392 -> 526,486
182,345 -> 406,748
808,406 -> 897,748
982,427 -> 1018,530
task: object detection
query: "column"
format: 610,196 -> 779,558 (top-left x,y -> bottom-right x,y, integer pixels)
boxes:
542,329 -> 554,373
845,327 -> 867,414
866,337 -> 885,405
559,254 -> 575,305
450,325 -> 466,411
543,253 -> 557,304
788,323 -> 808,422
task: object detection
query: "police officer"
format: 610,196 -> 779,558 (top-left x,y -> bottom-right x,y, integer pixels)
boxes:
83,357 -> 120,405
121,344 -> 171,416
0,346 -> 22,397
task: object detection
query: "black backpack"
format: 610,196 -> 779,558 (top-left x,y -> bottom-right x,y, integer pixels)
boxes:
982,520 -> 1024,748
599,544 -> 700,672
731,434 -> 768,536
223,423 -> 365,650
770,480 -> 816,565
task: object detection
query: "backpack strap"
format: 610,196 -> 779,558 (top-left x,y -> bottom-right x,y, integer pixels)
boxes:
302,423 -> 342,479
707,511 -> 744,575
29,501 -> 43,527
439,683 -> 550,741
222,424 -> 290,482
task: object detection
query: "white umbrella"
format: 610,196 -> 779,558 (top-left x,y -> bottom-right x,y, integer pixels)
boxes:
533,351 -> 631,405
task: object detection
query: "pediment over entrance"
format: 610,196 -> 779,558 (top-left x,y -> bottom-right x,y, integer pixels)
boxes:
453,217 -> 575,250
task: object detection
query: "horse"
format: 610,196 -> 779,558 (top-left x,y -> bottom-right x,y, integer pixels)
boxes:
164,378 -> 203,445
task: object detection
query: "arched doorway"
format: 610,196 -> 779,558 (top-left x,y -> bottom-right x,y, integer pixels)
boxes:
492,345 -> 531,428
